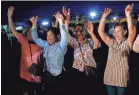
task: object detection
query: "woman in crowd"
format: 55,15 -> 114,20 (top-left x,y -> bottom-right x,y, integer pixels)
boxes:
8,6 -> 42,95
62,6 -> 101,95
98,4 -> 136,95
30,11 -> 68,95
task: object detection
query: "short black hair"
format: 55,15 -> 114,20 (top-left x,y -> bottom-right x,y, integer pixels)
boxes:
46,27 -> 60,41
76,24 -> 83,27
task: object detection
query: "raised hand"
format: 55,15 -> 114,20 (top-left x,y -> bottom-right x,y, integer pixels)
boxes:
54,11 -> 64,25
87,21 -> 101,48
29,16 -> 38,27
62,6 -> 70,20
87,21 -> 94,35
102,8 -> 112,18
8,6 -> 14,17
125,4 -> 134,16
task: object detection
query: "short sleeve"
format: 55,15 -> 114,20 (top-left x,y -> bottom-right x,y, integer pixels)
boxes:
69,35 -> 78,48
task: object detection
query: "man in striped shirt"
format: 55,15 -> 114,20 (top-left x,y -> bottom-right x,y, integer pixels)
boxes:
98,4 -> 136,95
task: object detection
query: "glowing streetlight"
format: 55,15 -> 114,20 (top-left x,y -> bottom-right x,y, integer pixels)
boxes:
42,21 -> 49,26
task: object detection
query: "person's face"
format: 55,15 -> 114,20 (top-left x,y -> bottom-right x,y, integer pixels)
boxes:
75,26 -> 82,32
47,30 -> 56,45
76,31 -> 86,41
113,26 -> 127,41
27,28 -> 32,41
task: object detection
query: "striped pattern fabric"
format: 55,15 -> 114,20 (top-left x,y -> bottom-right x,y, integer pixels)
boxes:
104,38 -> 131,87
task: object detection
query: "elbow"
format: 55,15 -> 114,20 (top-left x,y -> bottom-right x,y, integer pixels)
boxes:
133,47 -> 139,53
133,43 -> 139,53
98,29 -> 101,34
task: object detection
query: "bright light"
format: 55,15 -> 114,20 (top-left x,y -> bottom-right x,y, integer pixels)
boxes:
42,21 -> 49,26
90,12 -> 96,17
112,15 -> 118,20
113,17 -> 117,20
16,26 -> 23,30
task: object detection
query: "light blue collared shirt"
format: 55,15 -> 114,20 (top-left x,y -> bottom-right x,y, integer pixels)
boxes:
31,24 -> 68,76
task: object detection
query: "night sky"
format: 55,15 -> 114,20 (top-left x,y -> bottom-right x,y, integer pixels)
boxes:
1,1 -> 139,25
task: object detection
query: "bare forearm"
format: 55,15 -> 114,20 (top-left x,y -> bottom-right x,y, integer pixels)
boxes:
55,20 -> 58,28
8,16 -> 18,36
98,17 -> 106,33
98,17 -> 110,45
90,33 -> 100,47
126,15 -> 136,48
65,20 -> 70,32
126,15 -> 136,35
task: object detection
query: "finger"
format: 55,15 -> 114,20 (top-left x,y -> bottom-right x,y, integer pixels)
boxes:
10,6 -> 12,9
53,14 -> 56,17
62,6 -> 65,12
106,8 -> 109,11
10,6 -> 14,10
36,16 -> 38,21
104,8 -> 106,12
68,8 -> 70,13
29,17 -> 31,21
57,11 -> 60,14
131,3 -> 134,9
109,8 -> 112,12
104,8 -> 107,12
127,4 -> 130,8
12,6 -> 14,10
64,6 -> 67,11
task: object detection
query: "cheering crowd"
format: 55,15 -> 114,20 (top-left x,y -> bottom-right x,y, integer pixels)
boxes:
2,3 -> 139,95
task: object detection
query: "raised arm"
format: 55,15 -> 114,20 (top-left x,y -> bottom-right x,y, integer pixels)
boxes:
62,6 -> 76,47
62,6 -> 70,32
125,4 -> 136,48
30,16 -> 48,48
52,13 -> 59,28
54,12 -> 68,51
7,6 -> 19,37
98,8 -> 112,46
133,34 -> 139,53
87,21 -> 101,49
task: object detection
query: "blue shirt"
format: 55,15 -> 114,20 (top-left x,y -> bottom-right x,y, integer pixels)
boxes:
31,24 -> 68,76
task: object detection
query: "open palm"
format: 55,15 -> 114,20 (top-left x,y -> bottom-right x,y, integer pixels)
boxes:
54,12 -> 64,24
62,6 -> 70,20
